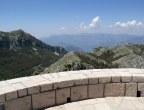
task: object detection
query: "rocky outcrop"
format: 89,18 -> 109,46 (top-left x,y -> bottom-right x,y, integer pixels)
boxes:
0,30 -> 67,80
0,29 -> 67,55
43,44 -> 144,73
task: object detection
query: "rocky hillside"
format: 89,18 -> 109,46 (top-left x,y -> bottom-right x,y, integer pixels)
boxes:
42,44 -> 144,73
0,29 -> 67,55
0,30 -> 67,80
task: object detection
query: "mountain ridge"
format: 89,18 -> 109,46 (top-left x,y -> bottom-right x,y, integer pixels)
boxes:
0,29 -> 67,80
42,44 -> 144,73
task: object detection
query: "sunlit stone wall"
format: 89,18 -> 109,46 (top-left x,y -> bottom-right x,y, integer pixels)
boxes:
0,68 -> 144,110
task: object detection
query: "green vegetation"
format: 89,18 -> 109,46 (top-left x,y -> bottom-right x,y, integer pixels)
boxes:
0,47 -> 61,80
0,30 -> 67,80
43,44 -> 144,73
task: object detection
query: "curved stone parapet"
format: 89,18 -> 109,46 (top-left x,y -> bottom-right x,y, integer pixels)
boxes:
0,68 -> 144,110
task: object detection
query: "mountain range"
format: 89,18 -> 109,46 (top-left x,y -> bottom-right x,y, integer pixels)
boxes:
1,30 -> 144,80
0,30 -> 67,80
41,33 -> 144,52
42,44 -> 144,73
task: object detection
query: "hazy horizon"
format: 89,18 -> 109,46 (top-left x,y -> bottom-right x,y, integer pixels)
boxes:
0,0 -> 144,38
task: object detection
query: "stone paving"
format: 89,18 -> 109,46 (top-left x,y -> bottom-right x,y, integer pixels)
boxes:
45,97 -> 144,110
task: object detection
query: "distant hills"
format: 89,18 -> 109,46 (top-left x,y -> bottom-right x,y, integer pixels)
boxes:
41,33 -> 144,52
42,44 -> 144,73
1,30 -> 144,79
0,30 -> 67,80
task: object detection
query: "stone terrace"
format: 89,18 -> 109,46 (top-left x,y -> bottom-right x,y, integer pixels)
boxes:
0,68 -> 144,110
45,97 -> 144,110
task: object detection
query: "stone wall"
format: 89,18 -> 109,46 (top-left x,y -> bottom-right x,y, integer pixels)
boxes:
0,68 -> 144,110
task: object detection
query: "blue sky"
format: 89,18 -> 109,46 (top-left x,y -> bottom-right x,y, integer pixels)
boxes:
0,0 -> 144,37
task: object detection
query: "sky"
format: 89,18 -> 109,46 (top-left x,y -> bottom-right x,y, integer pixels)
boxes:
0,0 -> 144,37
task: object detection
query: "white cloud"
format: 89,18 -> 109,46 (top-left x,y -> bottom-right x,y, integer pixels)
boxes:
59,27 -> 67,30
114,20 -> 143,28
80,22 -> 88,30
80,16 -> 100,30
137,22 -> 143,26
79,17 -> 144,35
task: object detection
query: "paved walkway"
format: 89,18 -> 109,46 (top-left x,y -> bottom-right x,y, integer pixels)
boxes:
45,97 -> 144,110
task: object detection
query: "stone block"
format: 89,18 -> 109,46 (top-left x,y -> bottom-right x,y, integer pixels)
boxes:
112,68 -> 129,72
56,88 -> 70,105
58,72 -> 69,77
0,90 -> 5,103
115,72 -> 132,82
18,77 -> 30,82
138,83 -> 144,97
0,85 -> 18,101
80,70 -> 92,75
50,73 -> 59,78
71,85 -> 88,101
126,83 -> 137,96
4,96 -> 32,110
32,91 -> 55,110
67,71 -> 80,75
132,74 -> 144,83
50,76 -> 74,89
88,84 -> 104,98
0,103 -> 4,110
39,80 -> 53,92
86,74 -> 98,84
104,83 -> 125,97
22,80 -> 40,94
70,74 -> 88,85
93,72 -> 111,83
29,75 -> 46,82
41,74 -> 53,79
6,78 -> 21,84
103,69 -> 121,82
129,68 -> 144,74
0,81 -> 9,87
11,83 -> 27,97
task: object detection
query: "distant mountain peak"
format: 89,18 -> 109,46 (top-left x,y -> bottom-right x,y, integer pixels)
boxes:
0,30 -> 67,55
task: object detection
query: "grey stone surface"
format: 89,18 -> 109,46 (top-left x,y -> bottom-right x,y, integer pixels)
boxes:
1,69 -> 144,110
86,74 -> 98,84
22,80 -> 40,94
5,91 -> 18,101
71,85 -> 88,101
103,69 -> 121,83
0,103 -> 4,110
0,81 -> 9,88
45,97 -> 144,110
39,80 -> 53,92
104,83 -> 125,97
132,74 -> 144,83
138,83 -> 144,97
49,76 -> 74,89
32,91 -> 55,110
4,96 -> 32,110
56,88 -> 70,105
115,72 -> 132,82
126,83 -> 137,96
93,72 -> 111,83
11,83 -> 27,97
0,90 -> 5,103
88,84 -> 104,98
71,74 -> 88,86
0,85 -> 18,101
